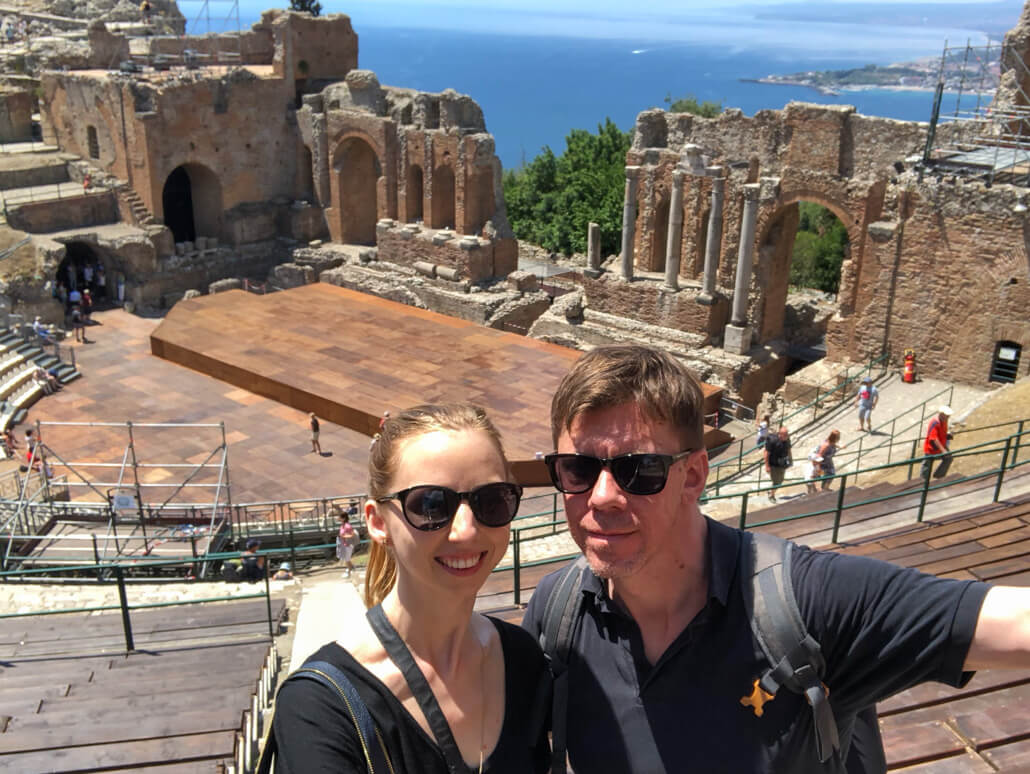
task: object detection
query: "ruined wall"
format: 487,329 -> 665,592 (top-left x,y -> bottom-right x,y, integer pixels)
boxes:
0,89 -> 32,142
375,221 -> 512,282
269,11 -> 358,82
7,192 -> 120,232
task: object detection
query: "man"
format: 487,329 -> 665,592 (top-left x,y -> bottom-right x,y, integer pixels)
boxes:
523,345 -> 1029,773
309,411 -> 321,455
854,376 -> 878,432
921,405 -> 953,480
762,425 -> 792,502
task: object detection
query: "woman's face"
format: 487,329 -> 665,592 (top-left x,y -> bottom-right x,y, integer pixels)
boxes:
368,428 -> 512,597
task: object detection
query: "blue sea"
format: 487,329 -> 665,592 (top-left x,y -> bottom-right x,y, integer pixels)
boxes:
179,2 -> 1012,169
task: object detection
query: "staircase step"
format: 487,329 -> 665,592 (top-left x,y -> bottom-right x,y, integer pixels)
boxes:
35,355 -> 58,369
58,369 -> 81,384
11,408 -> 26,425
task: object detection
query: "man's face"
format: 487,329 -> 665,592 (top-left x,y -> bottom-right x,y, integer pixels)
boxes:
556,402 -> 708,580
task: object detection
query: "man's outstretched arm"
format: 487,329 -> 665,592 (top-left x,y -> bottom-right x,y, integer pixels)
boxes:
965,586 -> 1030,670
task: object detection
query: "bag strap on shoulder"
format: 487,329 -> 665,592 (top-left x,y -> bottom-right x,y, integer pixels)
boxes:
744,531 -> 839,763
538,556 -> 590,774
256,659 -> 394,774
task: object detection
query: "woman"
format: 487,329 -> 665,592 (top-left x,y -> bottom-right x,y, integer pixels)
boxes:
336,509 -> 358,577
815,429 -> 843,491
273,403 -> 550,773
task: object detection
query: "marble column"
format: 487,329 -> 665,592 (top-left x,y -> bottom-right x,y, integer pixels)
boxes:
663,170 -> 685,290
586,221 -> 601,278
620,166 -> 641,280
698,169 -> 725,303
724,183 -> 761,354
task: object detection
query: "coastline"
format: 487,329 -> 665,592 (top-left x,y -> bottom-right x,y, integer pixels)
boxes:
741,77 -> 940,96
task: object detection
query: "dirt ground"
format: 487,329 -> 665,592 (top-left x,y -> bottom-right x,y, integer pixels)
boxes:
0,225 -> 38,281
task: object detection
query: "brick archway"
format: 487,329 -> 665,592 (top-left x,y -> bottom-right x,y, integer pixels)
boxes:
333,136 -> 380,245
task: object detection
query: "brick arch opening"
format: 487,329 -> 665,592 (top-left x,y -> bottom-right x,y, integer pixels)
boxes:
407,164 -> 424,223
335,137 -> 380,245
161,163 -> 223,244
756,195 -> 854,357
430,165 -> 455,230
651,196 -> 670,273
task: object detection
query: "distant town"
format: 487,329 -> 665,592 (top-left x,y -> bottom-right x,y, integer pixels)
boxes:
744,57 -> 1001,95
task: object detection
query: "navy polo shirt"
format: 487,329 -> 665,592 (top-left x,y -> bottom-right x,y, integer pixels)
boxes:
522,517 -> 989,774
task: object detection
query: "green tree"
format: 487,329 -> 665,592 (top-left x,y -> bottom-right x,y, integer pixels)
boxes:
503,119 -> 630,256
664,92 -> 722,118
289,0 -> 322,16
789,202 -> 848,293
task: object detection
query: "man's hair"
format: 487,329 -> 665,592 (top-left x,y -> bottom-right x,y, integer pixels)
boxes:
551,345 -> 704,449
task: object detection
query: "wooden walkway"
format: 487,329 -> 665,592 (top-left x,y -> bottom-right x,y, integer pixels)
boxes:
479,480 -> 1030,771
0,598 -> 286,772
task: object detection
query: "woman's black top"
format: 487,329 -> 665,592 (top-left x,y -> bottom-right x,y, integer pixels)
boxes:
273,617 -> 551,773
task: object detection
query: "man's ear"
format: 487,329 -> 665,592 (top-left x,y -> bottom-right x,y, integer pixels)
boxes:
366,498 -> 391,544
680,449 -> 709,506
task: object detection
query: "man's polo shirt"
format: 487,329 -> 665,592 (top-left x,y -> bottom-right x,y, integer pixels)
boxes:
523,517 -> 988,773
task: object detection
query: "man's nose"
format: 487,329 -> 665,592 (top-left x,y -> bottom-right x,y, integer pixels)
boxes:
448,501 -> 477,540
588,466 -> 624,506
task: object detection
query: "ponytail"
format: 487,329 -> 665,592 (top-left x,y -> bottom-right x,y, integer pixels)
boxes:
363,539 -> 396,608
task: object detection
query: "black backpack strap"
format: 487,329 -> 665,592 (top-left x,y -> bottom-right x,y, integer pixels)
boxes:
744,531 -> 840,764
538,556 -> 590,774
367,604 -> 468,773
257,659 -> 394,774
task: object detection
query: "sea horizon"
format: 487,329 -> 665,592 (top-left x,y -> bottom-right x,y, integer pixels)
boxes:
179,3 -> 1011,169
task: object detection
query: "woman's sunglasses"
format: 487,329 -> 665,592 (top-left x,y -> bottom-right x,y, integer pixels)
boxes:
377,482 -> 523,531
543,450 -> 694,496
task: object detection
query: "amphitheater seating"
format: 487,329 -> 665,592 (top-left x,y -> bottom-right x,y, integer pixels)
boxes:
0,597 -> 287,772
0,327 -> 81,431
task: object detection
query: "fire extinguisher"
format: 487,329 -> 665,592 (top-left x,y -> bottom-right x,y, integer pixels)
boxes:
903,349 -> 916,383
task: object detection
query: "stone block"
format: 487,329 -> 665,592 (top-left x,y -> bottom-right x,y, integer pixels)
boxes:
432,230 -> 455,246
270,263 -> 315,289
183,241 -> 195,254
414,261 -> 436,278
194,236 -> 207,251
723,324 -> 752,355
309,239 -> 323,248
182,289 -> 202,300
437,266 -> 460,282
208,278 -> 242,294
358,248 -> 377,263
459,236 -> 480,251
175,242 -> 185,256
506,270 -> 539,293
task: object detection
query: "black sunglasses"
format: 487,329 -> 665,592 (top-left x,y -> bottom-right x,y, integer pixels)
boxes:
543,450 -> 694,496
377,482 -> 523,531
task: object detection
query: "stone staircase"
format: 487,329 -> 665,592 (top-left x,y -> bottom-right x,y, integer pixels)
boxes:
118,186 -> 155,226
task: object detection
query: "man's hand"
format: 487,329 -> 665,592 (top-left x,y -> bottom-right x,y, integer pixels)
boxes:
965,586 -> 1030,670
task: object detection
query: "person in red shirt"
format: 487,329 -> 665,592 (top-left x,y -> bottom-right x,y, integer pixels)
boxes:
921,405 -> 954,480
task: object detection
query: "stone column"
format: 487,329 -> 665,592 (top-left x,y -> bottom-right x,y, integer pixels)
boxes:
586,221 -> 601,278
698,169 -> 724,303
619,166 -> 641,280
724,183 -> 761,355
663,170 -> 685,290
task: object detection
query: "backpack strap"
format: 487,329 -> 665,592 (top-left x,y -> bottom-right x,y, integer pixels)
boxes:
538,556 -> 590,774
744,531 -> 840,764
257,659 -> 394,774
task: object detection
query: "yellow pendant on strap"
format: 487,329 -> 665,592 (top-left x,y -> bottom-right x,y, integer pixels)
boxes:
740,678 -> 776,717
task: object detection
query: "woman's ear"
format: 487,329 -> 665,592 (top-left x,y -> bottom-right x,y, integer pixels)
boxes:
366,498 -> 390,544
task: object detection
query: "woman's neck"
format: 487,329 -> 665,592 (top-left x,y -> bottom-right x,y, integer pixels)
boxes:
380,583 -> 482,673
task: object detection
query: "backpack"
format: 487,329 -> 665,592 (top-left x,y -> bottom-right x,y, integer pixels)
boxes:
538,531 -> 840,773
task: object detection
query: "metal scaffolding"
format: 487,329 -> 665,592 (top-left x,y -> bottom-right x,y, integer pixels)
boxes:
1,421 -> 233,574
920,38 -> 1030,188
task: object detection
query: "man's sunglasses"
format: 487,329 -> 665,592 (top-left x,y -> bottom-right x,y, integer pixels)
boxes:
543,450 -> 694,496
376,482 -> 523,531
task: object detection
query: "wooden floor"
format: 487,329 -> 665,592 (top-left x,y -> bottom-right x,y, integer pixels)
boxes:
150,285 -> 578,465
0,598 -> 285,772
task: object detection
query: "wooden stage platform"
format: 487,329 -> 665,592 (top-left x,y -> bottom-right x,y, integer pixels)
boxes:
150,285 -> 729,484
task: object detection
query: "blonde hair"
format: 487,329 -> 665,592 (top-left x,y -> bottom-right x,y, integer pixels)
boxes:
363,403 -> 508,608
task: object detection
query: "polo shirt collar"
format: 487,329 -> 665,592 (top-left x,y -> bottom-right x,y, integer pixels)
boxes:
579,515 -> 741,612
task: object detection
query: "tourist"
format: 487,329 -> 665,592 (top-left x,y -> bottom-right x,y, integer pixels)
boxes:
2,429 -> 18,458
70,304 -> 87,343
271,403 -> 550,772
309,411 -> 321,454
336,509 -> 358,577
755,413 -> 770,447
272,562 -> 294,581
814,429 -> 843,490
33,366 -> 56,395
921,405 -> 954,480
96,263 -> 106,298
763,425 -> 792,502
805,452 -> 824,494
240,538 -> 265,581
523,344 -> 1030,772
31,316 -> 54,345
81,289 -> 93,323
855,376 -> 879,432
83,263 -> 94,291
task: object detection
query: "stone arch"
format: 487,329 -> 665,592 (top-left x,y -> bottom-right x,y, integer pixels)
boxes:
407,164 -> 424,223
651,196 -> 670,273
754,191 -> 858,348
333,135 -> 381,245
430,164 -> 455,230
161,163 -> 223,244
